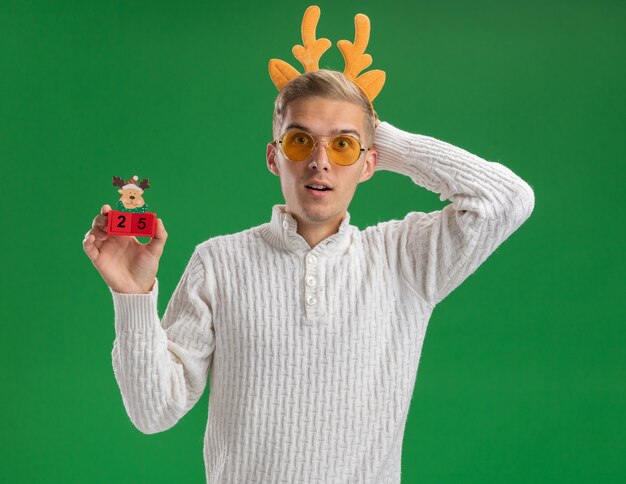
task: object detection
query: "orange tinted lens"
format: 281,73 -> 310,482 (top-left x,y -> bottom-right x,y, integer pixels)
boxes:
281,131 -> 315,161
329,135 -> 361,165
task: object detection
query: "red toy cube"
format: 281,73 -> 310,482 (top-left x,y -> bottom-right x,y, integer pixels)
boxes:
131,213 -> 155,237
107,210 -> 132,235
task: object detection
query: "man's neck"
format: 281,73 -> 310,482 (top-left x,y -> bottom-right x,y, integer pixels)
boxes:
289,211 -> 345,249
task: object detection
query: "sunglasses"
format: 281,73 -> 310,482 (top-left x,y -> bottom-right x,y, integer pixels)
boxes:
274,129 -> 370,166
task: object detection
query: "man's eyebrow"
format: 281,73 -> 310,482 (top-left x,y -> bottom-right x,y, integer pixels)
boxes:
285,123 -> 362,138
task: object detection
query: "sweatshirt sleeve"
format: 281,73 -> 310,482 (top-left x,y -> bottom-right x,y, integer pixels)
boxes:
109,248 -> 216,434
372,120 -> 535,308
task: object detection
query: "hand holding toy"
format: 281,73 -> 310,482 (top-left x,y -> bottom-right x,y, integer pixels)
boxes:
82,176 -> 166,294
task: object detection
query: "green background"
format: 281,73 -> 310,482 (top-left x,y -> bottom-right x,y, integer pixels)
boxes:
1,0 -> 624,482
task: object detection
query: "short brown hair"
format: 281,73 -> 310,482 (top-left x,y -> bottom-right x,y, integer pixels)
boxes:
272,69 -> 377,147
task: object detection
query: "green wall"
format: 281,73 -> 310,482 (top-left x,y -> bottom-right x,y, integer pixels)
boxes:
1,0 -> 624,482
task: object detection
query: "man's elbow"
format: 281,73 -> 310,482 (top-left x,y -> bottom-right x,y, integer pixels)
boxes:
493,175 -> 535,221
126,406 -> 183,435
131,417 -> 178,435
514,179 -> 535,222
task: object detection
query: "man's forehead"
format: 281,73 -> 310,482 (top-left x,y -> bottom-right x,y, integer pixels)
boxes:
281,99 -> 366,136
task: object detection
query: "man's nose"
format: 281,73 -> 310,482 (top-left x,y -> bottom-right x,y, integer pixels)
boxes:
309,141 -> 332,170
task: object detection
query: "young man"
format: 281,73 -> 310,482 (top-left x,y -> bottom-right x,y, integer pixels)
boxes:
84,4 -> 536,480
83,68 -> 534,482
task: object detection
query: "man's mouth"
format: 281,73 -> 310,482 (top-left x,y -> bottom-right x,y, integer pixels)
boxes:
305,184 -> 333,197
305,184 -> 332,191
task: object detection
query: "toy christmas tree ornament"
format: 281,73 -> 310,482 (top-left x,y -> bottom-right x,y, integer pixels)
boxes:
106,175 -> 157,238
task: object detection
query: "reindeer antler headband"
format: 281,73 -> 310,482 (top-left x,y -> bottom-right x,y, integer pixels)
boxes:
268,5 -> 386,114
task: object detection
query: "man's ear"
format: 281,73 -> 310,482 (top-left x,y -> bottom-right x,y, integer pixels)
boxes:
358,145 -> 378,183
266,142 -> 280,176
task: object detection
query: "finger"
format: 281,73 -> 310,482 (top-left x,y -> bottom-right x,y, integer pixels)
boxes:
84,225 -> 109,252
92,213 -> 108,230
147,218 -> 168,255
91,226 -> 108,242
83,231 -> 100,262
92,205 -> 112,230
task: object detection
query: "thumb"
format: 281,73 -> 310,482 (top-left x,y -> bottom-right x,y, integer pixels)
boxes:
148,218 -> 168,255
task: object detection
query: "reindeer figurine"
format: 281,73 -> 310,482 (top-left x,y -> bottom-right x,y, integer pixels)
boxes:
107,175 -> 156,238
112,175 -> 150,213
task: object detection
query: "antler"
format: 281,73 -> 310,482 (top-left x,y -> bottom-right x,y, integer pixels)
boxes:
268,5 -> 331,90
292,6 -> 332,72
337,13 -> 386,102
338,14 -> 372,80
112,176 -> 125,188
139,178 -> 150,190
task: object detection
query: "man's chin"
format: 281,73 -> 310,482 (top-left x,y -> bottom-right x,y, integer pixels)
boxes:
301,206 -> 340,224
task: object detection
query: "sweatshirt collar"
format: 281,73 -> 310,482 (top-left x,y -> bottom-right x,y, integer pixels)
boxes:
261,204 -> 354,256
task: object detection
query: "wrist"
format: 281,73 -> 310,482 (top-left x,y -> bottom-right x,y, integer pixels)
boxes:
109,278 -> 155,295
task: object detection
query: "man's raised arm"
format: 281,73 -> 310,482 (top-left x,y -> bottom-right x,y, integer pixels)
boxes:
371,120 -> 535,308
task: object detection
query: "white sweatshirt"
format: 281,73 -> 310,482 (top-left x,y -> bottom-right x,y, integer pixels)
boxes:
110,120 -> 535,483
